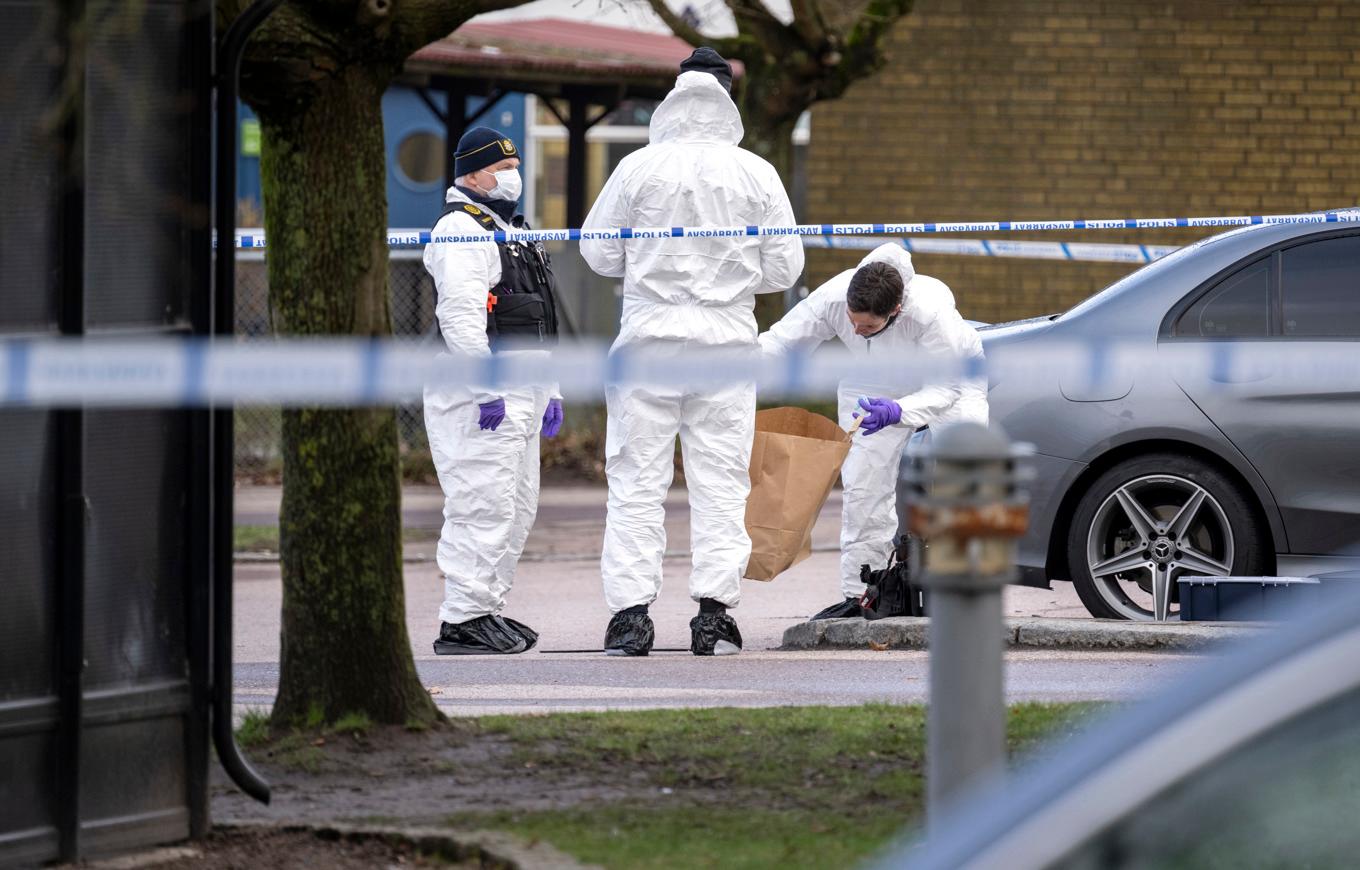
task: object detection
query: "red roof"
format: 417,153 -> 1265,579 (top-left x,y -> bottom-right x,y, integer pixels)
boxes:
407,17 -> 742,87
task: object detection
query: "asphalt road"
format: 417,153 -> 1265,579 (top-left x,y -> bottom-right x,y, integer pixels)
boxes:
233,486 -> 1205,717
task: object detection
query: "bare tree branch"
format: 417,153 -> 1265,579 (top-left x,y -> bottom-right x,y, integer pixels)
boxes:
721,0 -> 792,52
726,0 -> 782,30
643,0 -> 740,55
644,0 -> 704,45
840,0 -> 912,73
787,0 -> 831,49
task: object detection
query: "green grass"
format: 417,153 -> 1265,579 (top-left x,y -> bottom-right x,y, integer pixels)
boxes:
235,709 -> 272,748
272,732 -> 326,773
329,712 -> 373,739
453,703 -> 1100,870
233,524 -> 437,553
234,524 -> 282,552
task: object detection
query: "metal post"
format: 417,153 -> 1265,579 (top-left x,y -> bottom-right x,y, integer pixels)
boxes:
54,0 -> 87,857
212,0 -> 282,805
900,423 -> 1031,832
564,90 -> 589,231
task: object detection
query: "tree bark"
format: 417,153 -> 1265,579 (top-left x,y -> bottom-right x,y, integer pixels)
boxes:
737,82 -> 802,191
645,0 -> 916,193
255,64 -> 439,727
222,0 -> 527,729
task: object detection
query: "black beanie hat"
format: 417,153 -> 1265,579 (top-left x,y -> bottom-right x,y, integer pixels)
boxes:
453,126 -> 519,179
679,46 -> 733,93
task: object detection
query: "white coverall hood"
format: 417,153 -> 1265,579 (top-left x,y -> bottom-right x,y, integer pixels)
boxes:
759,242 -> 988,597
856,243 -> 917,290
648,70 -> 745,146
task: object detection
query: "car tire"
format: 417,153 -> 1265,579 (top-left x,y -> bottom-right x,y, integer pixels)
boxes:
1066,453 -> 1269,621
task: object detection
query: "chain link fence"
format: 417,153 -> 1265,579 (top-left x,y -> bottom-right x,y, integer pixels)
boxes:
235,250 -> 436,480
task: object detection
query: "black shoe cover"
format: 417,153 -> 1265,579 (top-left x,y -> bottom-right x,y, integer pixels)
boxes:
604,605 -> 654,656
499,616 -> 539,651
433,615 -> 528,655
690,601 -> 742,656
810,597 -> 864,621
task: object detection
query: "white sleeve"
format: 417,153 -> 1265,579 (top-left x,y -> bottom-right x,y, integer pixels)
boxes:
758,280 -> 840,357
580,163 -> 629,278
757,168 -> 805,294
894,309 -> 984,430
427,212 -> 501,404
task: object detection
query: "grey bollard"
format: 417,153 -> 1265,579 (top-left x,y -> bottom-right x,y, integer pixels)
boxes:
899,422 -> 1032,831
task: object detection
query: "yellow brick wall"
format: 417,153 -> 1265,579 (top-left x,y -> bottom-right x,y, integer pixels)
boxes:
805,0 -> 1360,323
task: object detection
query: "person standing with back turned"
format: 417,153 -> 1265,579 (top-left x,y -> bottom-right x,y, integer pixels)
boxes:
580,48 -> 805,657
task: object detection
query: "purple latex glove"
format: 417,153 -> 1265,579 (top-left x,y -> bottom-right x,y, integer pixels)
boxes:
856,396 -> 902,435
477,397 -> 506,431
541,398 -> 564,438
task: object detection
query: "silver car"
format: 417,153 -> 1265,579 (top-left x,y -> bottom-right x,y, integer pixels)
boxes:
981,218 -> 1360,620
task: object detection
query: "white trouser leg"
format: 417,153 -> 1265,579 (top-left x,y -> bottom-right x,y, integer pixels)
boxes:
601,383 -> 682,613
491,389 -> 549,610
838,387 -> 914,599
425,387 -> 541,625
680,381 -> 756,608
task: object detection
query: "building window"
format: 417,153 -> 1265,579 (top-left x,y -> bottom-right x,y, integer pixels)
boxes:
395,130 -> 445,189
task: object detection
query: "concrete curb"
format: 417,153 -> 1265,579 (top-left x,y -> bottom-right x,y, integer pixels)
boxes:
217,822 -> 597,870
781,616 -> 1266,651
235,543 -> 842,565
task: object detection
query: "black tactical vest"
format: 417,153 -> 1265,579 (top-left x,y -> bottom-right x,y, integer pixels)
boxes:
436,201 -> 560,349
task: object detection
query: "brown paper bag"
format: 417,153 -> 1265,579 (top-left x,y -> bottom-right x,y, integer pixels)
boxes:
743,407 -> 855,581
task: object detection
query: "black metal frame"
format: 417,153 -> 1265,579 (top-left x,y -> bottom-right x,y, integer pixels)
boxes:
211,0 -> 284,805
185,0 -> 216,839
53,0 -> 87,859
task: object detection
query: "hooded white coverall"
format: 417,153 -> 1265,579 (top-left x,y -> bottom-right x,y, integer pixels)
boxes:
759,244 -> 988,598
423,186 -> 559,625
581,71 -> 805,613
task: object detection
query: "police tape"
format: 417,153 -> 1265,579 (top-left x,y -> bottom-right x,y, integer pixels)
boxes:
3,338 -> 1358,408
801,236 -> 1183,263
223,208 -> 1360,250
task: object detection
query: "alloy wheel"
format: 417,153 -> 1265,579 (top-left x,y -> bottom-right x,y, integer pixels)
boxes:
1085,474 -> 1234,621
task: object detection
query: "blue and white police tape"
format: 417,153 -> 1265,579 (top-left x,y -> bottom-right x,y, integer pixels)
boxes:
231,228 -> 1178,263
225,208 -> 1360,251
4,338 -> 1358,408
801,236 -> 1183,264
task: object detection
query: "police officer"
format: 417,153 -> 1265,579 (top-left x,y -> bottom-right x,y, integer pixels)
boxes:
424,126 -> 563,654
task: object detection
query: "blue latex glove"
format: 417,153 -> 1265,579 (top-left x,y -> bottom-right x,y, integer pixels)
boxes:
856,397 -> 902,435
477,397 -> 506,431
541,398 -> 564,438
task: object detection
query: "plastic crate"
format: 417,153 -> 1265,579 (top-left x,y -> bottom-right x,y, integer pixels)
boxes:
1178,576 -> 1321,622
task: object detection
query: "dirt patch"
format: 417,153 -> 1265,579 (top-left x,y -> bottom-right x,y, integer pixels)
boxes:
151,828 -> 474,869
215,722 -> 661,828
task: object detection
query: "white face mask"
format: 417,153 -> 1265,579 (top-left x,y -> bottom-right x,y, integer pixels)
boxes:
478,168 -> 521,202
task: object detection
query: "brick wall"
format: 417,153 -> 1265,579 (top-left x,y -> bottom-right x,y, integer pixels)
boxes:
805,0 -> 1360,323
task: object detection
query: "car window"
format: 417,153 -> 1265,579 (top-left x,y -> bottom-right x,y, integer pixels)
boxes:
1052,684 -> 1360,869
1281,235 -> 1360,338
1063,224 -> 1271,322
1173,259 -> 1269,337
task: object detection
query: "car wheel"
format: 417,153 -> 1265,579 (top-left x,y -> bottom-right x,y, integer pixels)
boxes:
1066,453 -> 1268,621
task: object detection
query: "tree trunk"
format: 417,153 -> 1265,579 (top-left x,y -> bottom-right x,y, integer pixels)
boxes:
740,76 -> 804,327
741,112 -> 798,198
256,66 -> 440,727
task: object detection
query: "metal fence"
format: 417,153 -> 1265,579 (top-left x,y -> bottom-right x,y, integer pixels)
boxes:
234,250 -> 436,479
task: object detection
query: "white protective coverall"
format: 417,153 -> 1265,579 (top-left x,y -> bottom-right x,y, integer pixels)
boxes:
759,243 -> 988,598
423,185 -> 559,625
580,70 -> 805,613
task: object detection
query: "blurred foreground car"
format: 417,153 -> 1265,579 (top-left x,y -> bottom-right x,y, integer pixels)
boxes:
981,217 -> 1360,620
894,583 -> 1360,869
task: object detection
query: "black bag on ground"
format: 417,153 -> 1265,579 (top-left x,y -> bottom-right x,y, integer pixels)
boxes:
859,534 -> 927,618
